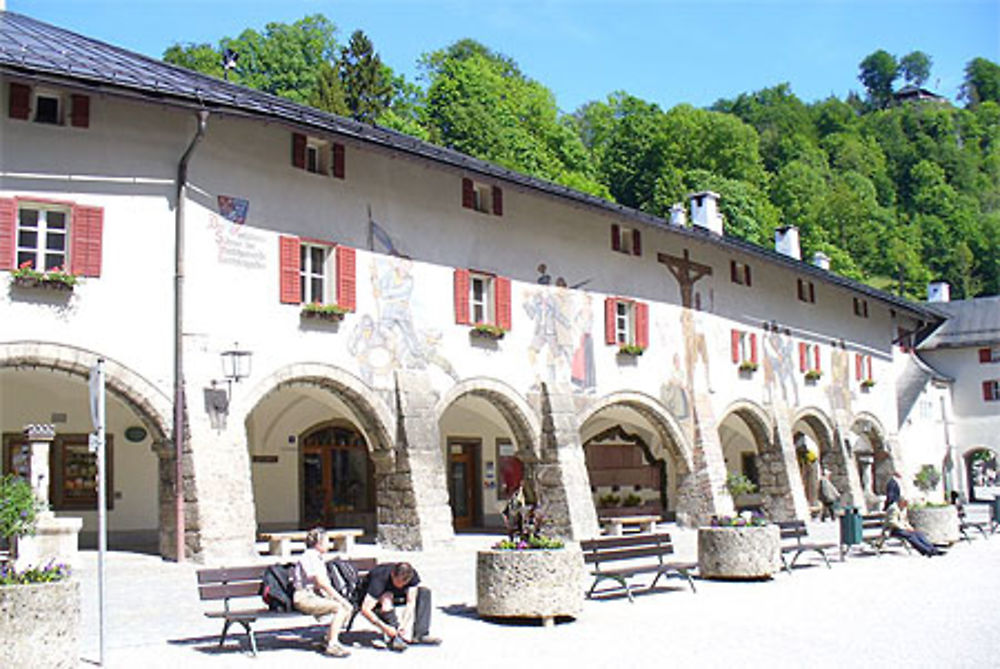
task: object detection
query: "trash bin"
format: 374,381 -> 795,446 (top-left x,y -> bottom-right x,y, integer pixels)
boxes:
839,506 -> 862,545
990,497 -> 1000,524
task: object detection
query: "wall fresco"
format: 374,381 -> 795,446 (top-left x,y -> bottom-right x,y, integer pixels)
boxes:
523,283 -> 595,392
762,329 -> 799,406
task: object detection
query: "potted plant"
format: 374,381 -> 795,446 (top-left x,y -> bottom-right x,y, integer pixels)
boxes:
470,323 -> 506,340
0,475 -> 79,668
738,360 -> 758,373
861,378 -> 876,390
300,302 -> 348,321
9,262 -> 77,291
476,486 -> 584,626
908,465 -> 958,544
697,475 -> 780,580
804,369 -> 822,382
617,344 -> 645,357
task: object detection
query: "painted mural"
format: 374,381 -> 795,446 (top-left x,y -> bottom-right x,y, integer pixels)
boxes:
522,281 -> 596,392
762,329 -> 799,407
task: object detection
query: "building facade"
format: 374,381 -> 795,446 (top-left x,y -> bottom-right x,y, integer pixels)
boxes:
0,11 -> 944,562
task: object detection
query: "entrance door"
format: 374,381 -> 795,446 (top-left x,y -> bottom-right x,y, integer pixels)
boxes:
448,441 -> 478,529
300,424 -> 373,530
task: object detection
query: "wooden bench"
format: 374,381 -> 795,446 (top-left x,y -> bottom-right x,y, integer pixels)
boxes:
842,513 -> 911,558
958,505 -> 992,542
777,520 -> 835,573
196,557 -> 376,656
580,532 -> 696,602
598,514 -> 660,536
258,528 -> 364,558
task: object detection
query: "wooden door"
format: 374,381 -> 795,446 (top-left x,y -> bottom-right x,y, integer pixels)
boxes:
448,450 -> 475,529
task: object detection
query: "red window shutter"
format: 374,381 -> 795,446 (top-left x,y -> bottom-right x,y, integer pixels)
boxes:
750,333 -> 758,364
731,329 -> 741,363
462,178 -> 475,209
799,342 -> 808,372
335,245 -> 356,311
855,354 -> 862,381
69,205 -> 103,277
730,261 -> 738,283
635,302 -> 649,349
744,265 -> 752,287
632,229 -> 641,256
814,345 -> 821,372
495,276 -> 511,330
332,143 -> 345,179
70,94 -> 90,128
980,348 -> 992,363
454,269 -> 471,324
492,186 -> 503,216
611,225 -> 621,252
866,356 -> 872,380
279,236 -> 301,304
0,198 -> 15,270
8,83 -> 29,120
809,282 -> 816,303
984,381 -> 995,402
605,297 -> 617,345
291,133 -> 306,169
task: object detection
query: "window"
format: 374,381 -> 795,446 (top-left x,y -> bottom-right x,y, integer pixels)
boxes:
979,347 -> 1000,364
984,380 -> 1000,402
611,224 -> 641,256
797,278 -> 816,303
731,329 -> 758,366
461,178 -> 503,216
604,297 -> 649,350
853,297 -> 869,318
855,353 -> 873,382
740,452 -> 759,489
454,268 -> 511,329
7,83 -> 90,128
0,198 -> 103,276
2,433 -> 113,511
799,342 -> 822,373
291,133 -> 345,178
730,260 -> 752,286
279,236 -> 356,310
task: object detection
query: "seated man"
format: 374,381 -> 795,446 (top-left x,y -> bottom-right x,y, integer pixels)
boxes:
886,498 -> 943,557
291,528 -> 353,657
359,561 -> 441,651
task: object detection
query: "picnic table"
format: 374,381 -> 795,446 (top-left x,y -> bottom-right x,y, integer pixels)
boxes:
599,514 -> 660,536
257,528 -> 363,557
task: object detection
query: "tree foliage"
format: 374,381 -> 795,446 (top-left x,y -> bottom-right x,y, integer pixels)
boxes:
339,30 -> 392,123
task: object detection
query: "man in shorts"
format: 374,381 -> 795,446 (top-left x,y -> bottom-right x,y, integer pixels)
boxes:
359,561 -> 441,651
291,528 -> 353,657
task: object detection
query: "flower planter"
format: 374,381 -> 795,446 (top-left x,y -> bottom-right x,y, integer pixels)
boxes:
908,505 -> 960,545
0,579 -> 80,668
301,307 -> 345,322
476,547 -> 585,626
10,276 -> 74,292
470,326 -> 505,340
697,525 -> 781,580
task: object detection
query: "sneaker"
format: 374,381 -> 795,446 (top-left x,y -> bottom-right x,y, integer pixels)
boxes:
415,635 -> 442,646
389,636 -> 409,652
371,638 -> 388,650
325,644 -> 351,658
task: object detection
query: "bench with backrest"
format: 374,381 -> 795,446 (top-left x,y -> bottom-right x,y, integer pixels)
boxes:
196,557 -> 377,656
859,512 -> 911,556
579,532 -> 696,602
776,520 -> 835,573
957,504 -> 992,542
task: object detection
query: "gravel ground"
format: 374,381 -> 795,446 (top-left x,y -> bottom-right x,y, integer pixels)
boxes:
74,520 -> 1000,668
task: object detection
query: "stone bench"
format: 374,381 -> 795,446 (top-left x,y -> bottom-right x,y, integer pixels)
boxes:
598,514 -> 660,537
257,529 -> 363,558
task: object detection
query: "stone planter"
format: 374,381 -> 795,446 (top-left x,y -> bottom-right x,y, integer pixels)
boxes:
697,525 -> 781,580
0,579 -> 80,668
909,505 -> 960,545
476,547 -> 585,626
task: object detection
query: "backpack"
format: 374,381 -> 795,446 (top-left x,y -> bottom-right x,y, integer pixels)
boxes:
260,563 -> 296,612
326,559 -> 363,605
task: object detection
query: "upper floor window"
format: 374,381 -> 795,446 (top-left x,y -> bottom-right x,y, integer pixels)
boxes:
730,260 -> 752,287
611,224 -> 641,256
454,269 -> 511,329
799,342 -> 822,375
731,329 -> 758,367
0,198 -> 103,277
983,380 -> 1000,402
604,297 -> 649,351
853,297 -> 869,318
7,83 -> 90,128
855,353 -> 873,382
461,178 -> 503,216
797,278 -> 816,303
291,132 -> 345,179
979,347 -> 1000,364
279,236 -> 355,310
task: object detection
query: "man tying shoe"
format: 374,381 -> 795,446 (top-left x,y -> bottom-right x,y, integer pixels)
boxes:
359,561 -> 442,651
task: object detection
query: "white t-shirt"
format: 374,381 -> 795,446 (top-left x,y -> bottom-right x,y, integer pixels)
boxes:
292,548 -> 325,593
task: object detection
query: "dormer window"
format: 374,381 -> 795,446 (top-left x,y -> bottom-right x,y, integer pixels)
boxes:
611,224 -> 641,256
462,178 -> 503,216
7,83 -> 90,128
730,260 -> 752,286
291,132 -> 345,179
34,91 -> 62,125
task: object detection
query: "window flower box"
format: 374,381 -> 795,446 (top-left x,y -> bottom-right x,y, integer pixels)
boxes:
470,323 -> 506,340
617,344 -> 645,357
300,303 -> 348,321
738,360 -> 758,373
10,263 -> 77,292
861,378 -> 876,390
804,370 -> 822,382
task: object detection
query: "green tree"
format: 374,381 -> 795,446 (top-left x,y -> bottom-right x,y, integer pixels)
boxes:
308,61 -> 349,115
961,58 -> 1000,107
162,42 -> 225,79
899,51 -> 932,87
859,50 -> 899,109
339,30 -> 392,123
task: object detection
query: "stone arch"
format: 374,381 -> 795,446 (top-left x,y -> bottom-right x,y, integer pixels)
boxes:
962,446 -> 998,502
792,407 -> 846,507
435,377 -> 541,460
0,341 -> 171,442
720,399 -> 775,450
849,411 -> 894,505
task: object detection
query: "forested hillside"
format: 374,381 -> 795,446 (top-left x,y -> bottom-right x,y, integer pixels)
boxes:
164,15 -> 1000,300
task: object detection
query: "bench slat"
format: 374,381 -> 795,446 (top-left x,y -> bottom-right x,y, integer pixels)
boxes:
583,545 -> 675,564
581,532 -> 673,550
199,582 -> 262,601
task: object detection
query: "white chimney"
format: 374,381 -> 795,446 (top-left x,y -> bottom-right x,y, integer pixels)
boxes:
812,251 -> 830,271
669,203 -> 687,227
689,191 -> 722,235
927,281 -> 950,303
775,226 -> 801,260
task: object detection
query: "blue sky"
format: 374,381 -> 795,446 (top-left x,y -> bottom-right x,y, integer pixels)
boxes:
8,0 -> 999,112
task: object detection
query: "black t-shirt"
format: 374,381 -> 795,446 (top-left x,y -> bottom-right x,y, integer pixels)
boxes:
364,563 -> 420,600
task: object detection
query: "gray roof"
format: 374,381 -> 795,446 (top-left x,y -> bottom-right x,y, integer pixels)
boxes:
918,296 -> 1000,350
0,10 -> 945,322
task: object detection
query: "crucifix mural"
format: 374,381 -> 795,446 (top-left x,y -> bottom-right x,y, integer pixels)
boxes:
657,249 -> 712,309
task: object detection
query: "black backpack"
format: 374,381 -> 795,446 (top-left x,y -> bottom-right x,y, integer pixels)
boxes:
326,559 -> 363,605
260,563 -> 296,612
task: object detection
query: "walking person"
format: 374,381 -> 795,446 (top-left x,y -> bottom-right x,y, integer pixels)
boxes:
291,528 -> 353,657
818,468 -> 840,521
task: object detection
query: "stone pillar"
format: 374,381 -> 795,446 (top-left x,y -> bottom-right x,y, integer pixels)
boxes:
23,424 -> 54,510
828,424 -> 865,511
761,410 -> 811,522
674,394 -> 731,526
377,371 -> 454,551
534,384 -> 598,541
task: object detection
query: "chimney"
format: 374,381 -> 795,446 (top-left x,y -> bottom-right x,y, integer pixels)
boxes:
775,225 -> 801,260
669,203 -> 687,227
689,191 -> 722,235
927,281 -> 950,303
812,251 -> 830,271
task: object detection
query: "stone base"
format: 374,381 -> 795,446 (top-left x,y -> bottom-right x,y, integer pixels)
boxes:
909,506 -> 960,545
697,525 -> 781,580
476,547 -> 584,625
15,513 -> 83,570
0,579 -> 80,668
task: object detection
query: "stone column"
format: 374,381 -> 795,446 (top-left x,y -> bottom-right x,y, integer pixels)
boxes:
675,394 -> 732,526
763,411 -> 811,522
828,425 -> 865,511
23,423 -> 54,510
